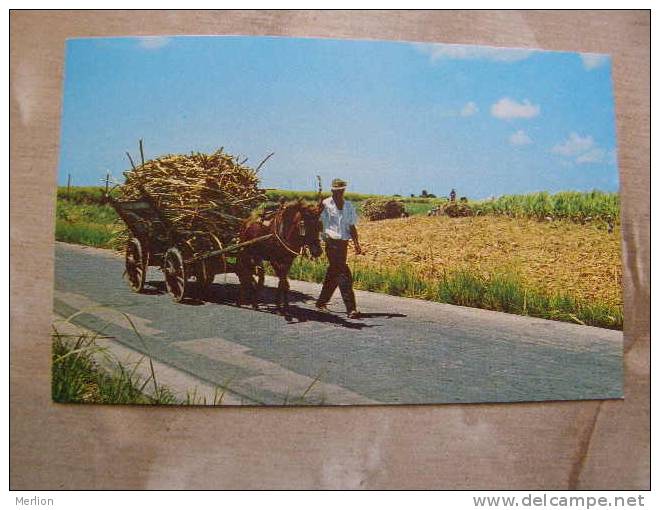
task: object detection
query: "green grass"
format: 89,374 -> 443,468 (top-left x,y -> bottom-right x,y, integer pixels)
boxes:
400,201 -> 439,216
265,189 -> 383,203
55,221 -> 115,247
55,199 -> 118,248
285,256 -> 622,330
52,327 -> 178,405
52,316 -> 234,405
57,186 -> 111,204
52,317 -> 317,406
470,190 -> 619,223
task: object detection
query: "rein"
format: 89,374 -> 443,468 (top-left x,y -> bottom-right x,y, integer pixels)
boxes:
271,210 -> 304,257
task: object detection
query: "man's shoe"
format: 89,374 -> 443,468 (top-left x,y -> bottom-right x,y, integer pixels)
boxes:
315,303 -> 330,312
347,310 -> 361,319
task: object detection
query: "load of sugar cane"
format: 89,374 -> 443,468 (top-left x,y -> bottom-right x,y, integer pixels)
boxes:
113,148 -> 268,247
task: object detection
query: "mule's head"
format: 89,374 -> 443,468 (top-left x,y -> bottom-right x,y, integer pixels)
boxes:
297,202 -> 323,258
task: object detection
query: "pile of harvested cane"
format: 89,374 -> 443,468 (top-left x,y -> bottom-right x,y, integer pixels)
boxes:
361,198 -> 408,221
115,146 -> 268,245
441,200 -> 474,218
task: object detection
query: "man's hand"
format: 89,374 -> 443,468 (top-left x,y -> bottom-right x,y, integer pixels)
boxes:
354,242 -> 363,255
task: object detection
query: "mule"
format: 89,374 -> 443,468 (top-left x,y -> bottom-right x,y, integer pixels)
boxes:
236,200 -> 323,310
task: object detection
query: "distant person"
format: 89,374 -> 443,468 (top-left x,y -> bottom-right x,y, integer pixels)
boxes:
316,178 -> 362,319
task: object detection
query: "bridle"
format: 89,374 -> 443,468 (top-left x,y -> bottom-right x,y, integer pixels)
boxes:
272,209 -> 306,257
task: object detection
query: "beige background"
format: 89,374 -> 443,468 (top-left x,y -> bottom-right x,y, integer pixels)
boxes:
10,10 -> 650,489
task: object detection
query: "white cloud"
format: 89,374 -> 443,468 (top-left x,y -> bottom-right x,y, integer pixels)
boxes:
138,36 -> 171,50
552,132 -> 613,165
414,43 -> 534,63
460,101 -> 478,117
509,129 -> 532,146
576,148 -> 606,164
580,53 -> 609,70
490,98 -> 540,120
551,132 -> 594,157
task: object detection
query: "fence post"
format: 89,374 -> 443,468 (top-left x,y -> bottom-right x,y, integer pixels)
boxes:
67,174 -> 71,197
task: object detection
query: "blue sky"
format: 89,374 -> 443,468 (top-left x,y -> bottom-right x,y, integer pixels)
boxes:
59,36 -> 619,199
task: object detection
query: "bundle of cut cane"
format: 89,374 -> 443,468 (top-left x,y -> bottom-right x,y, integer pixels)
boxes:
361,198 -> 408,221
114,148 -> 268,246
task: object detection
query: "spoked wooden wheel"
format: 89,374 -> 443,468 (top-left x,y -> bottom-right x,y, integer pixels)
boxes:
195,260 -> 215,298
125,238 -> 148,292
164,247 -> 188,302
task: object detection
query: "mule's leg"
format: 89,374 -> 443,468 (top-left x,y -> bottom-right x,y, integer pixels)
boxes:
281,275 -> 290,309
236,256 -> 257,308
272,261 -> 291,312
252,260 -> 265,304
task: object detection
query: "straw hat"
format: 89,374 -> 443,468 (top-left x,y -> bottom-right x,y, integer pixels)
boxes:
331,178 -> 348,190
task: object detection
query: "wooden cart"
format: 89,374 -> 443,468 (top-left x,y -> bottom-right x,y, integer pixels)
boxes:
108,194 -> 268,302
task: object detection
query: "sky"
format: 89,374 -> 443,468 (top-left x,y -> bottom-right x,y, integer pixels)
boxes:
58,36 -> 619,199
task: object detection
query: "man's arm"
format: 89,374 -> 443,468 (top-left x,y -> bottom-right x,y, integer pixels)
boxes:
348,202 -> 362,254
349,224 -> 362,254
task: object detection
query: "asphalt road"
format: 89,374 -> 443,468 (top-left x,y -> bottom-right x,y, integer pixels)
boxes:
53,242 -> 623,405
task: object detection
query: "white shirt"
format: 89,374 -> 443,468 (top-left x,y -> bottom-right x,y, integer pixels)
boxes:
320,196 -> 357,240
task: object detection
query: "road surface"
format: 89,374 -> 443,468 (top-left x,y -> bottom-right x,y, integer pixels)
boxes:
53,242 -> 623,405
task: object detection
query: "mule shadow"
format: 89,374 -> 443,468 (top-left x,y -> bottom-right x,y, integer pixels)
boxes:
204,282 -> 377,329
146,280 -> 405,329
204,281 -> 310,307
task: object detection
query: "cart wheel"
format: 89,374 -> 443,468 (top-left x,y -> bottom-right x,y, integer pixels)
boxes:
195,260 -> 215,298
164,247 -> 187,302
255,264 -> 265,291
125,238 -> 148,293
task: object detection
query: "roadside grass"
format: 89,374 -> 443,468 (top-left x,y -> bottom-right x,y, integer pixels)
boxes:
53,314 -> 321,406
52,326 -> 177,405
55,220 -> 115,248
55,200 -> 117,248
287,256 -> 623,330
52,313 -> 235,405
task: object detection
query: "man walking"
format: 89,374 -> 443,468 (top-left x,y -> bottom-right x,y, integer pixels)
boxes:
316,178 -> 362,318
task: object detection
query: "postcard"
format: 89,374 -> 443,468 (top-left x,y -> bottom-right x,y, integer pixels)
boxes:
53,36 -> 622,405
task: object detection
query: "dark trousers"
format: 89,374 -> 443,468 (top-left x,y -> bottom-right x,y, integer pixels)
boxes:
317,239 -> 357,312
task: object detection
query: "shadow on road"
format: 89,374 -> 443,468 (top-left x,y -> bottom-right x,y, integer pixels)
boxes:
146,280 -> 406,330
355,312 -> 407,319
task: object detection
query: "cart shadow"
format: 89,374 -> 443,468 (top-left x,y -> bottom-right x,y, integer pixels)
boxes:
146,280 -> 406,330
147,280 -> 310,306
149,280 -> 383,330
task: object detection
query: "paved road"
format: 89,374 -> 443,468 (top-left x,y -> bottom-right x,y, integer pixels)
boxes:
53,242 -> 623,405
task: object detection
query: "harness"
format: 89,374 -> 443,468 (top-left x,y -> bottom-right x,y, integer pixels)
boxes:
271,210 -> 305,257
